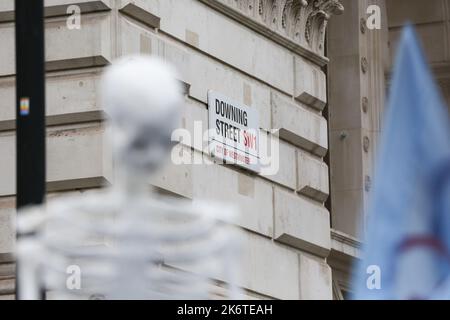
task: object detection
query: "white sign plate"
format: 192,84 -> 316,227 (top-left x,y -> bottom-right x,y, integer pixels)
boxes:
208,90 -> 260,173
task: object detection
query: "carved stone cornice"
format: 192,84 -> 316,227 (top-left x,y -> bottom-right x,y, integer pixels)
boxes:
198,0 -> 344,65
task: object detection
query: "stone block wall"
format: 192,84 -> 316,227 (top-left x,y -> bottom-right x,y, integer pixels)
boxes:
0,0 -> 343,299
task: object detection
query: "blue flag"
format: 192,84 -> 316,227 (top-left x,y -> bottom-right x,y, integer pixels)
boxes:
352,25 -> 450,300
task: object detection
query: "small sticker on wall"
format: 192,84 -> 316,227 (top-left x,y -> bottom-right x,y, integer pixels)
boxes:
20,97 -> 30,116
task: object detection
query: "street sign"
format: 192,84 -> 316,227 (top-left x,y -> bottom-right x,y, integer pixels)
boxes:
208,91 -> 260,173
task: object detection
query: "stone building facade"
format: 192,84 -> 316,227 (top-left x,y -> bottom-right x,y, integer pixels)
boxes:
0,0 -> 449,300
327,0 -> 450,298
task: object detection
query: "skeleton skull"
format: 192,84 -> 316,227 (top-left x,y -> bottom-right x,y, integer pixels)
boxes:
101,55 -> 183,174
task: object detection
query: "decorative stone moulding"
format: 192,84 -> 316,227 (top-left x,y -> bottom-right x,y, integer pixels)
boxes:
199,0 -> 344,65
363,136 -> 370,153
362,97 -> 369,113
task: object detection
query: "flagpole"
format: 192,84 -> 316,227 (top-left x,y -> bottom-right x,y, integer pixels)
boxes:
14,0 -> 46,300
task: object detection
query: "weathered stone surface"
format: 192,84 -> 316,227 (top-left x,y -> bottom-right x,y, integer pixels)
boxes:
0,124 -> 112,196
274,188 -> 330,257
0,70 -> 104,131
176,98 -> 209,154
0,198 -> 14,254
299,253 -> 332,300
0,12 -> 111,76
259,139 -> 296,190
0,0 -> 112,13
330,189 -> 363,237
0,253 -> 14,299
330,229 -> 361,261
0,256 -> 14,277
197,0 -> 344,59
192,157 -> 274,237
119,19 -> 272,130
0,0 -> 13,11
120,3 -> 160,29
239,230 -> 300,300
271,92 -> 328,157
120,0 -> 295,94
0,279 -> 14,296
0,0 -> 342,301
294,57 -> 327,111
297,151 -> 329,202
150,144 -> 194,199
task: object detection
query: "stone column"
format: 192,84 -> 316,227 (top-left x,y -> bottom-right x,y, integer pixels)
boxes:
327,0 -> 388,238
386,0 -> 450,110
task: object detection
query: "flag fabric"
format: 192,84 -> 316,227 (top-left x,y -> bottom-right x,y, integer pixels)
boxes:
352,25 -> 450,300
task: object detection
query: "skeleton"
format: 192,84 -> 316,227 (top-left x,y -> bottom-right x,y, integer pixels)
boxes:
16,56 -> 242,300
